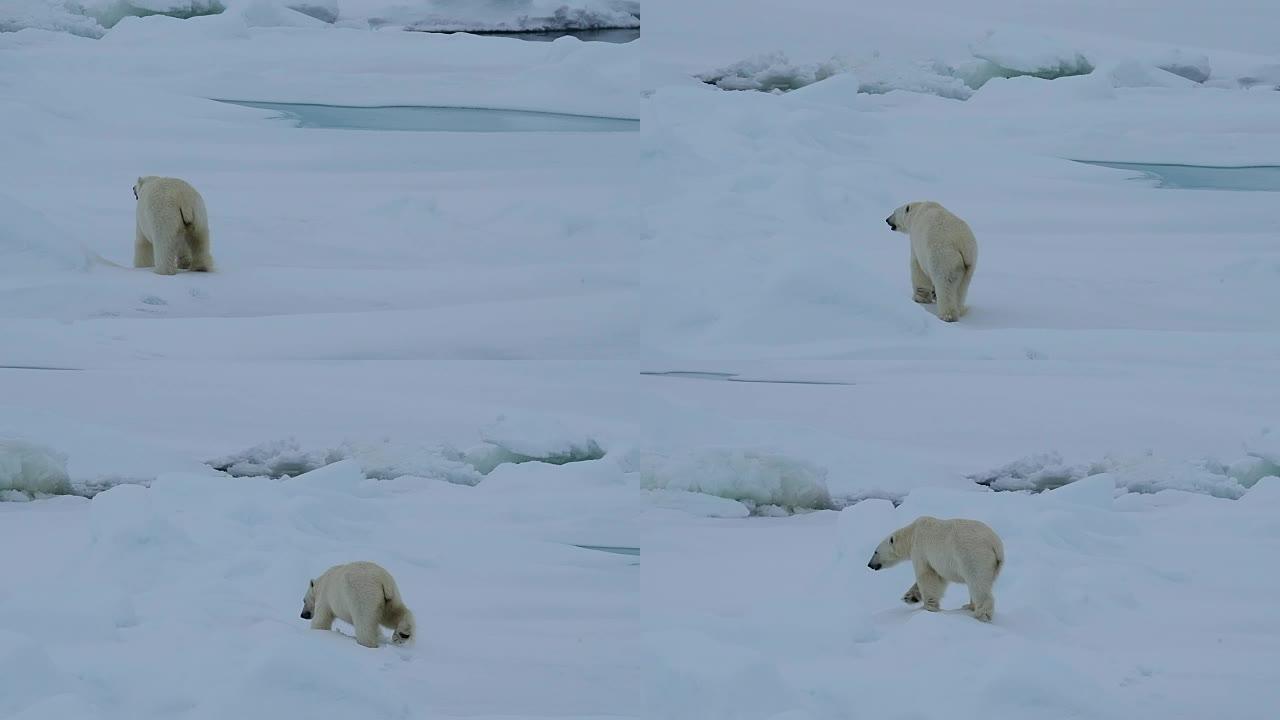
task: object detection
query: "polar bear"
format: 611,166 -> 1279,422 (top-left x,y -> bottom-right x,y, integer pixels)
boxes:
133,176 -> 213,275
885,201 -> 977,322
300,561 -> 416,648
867,516 -> 1004,622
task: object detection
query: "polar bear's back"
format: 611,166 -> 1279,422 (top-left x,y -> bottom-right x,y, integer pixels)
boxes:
135,176 -> 207,233
911,516 -> 1003,584
319,561 -> 398,619
908,202 -> 977,269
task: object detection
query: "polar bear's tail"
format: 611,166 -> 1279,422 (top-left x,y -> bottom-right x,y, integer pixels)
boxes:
179,204 -> 196,226
382,578 -> 402,606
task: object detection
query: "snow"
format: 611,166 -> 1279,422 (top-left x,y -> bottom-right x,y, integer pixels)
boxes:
0,465 -> 637,718
638,3 -> 1280,718
4,0 -> 1280,717
646,485 -> 1280,719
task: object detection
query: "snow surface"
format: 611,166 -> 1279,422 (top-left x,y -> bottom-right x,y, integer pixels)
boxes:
4,0 -> 1280,717
645,482 -> 1280,719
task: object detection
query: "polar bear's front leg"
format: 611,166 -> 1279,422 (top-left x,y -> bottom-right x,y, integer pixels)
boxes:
134,227 -> 154,268
912,559 -> 947,612
910,256 -> 935,304
309,604 -> 335,631
902,583 -> 922,604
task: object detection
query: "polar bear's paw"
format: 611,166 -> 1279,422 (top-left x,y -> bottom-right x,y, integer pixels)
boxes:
912,288 -> 935,304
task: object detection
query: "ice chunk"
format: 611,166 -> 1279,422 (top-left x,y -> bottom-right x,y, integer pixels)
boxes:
0,439 -> 72,498
0,0 -> 106,37
969,451 -> 1095,492
1111,459 -> 1246,499
478,413 -> 605,466
623,448 -> 833,512
1154,49 -> 1211,83
697,51 -> 850,94
1236,63 -> 1280,90
400,1 -> 639,33
208,437 -> 344,478
971,451 -> 1248,499
858,59 -> 974,99
969,31 -> 1095,80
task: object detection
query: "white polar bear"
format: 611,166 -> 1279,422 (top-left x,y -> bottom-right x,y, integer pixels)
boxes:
133,176 -> 214,275
885,201 -> 977,322
867,516 -> 1004,622
300,561 -> 416,648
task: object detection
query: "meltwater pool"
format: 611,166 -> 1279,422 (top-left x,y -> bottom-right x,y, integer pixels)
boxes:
216,100 -> 639,133
1075,160 -> 1280,191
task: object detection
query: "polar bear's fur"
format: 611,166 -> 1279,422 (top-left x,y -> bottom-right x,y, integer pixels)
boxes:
300,561 -> 416,648
867,516 -> 1004,622
133,176 -> 213,275
885,201 -> 977,322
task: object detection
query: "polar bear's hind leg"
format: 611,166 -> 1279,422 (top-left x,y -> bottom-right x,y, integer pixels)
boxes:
186,222 -> 213,272
134,228 -> 154,268
935,266 -> 965,322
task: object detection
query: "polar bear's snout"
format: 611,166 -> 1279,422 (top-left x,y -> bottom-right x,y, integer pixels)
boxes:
868,556 -> 883,570
885,215 -> 896,230
300,610 -> 312,620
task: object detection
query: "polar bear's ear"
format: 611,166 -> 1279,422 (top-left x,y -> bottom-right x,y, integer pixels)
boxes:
889,535 -> 894,545
309,579 -> 315,587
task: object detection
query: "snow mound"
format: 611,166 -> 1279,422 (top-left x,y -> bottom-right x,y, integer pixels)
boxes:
90,482 -> 191,547
0,439 -> 72,500
0,194 -> 94,275
623,448 -> 833,513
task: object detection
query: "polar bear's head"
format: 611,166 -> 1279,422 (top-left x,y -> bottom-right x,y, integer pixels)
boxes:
885,203 -> 916,233
391,609 -> 416,646
867,529 -> 909,571
300,578 -> 317,620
